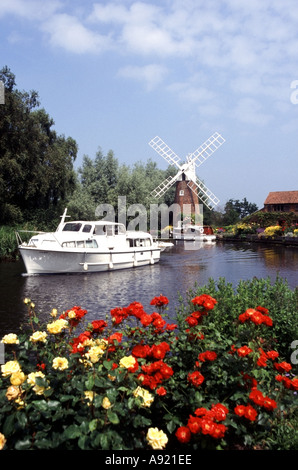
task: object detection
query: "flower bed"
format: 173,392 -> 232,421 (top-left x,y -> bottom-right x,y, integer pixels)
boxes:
0,278 -> 297,450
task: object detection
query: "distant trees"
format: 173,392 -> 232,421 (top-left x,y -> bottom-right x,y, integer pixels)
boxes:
67,148 -> 177,221
0,66 -> 77,224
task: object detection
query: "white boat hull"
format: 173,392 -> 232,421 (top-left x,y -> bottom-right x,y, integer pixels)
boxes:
19,246 -> 161,274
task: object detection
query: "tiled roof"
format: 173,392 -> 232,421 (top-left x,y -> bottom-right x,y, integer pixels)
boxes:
264,191 -> 298,204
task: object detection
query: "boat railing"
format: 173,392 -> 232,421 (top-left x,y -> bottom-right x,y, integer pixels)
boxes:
15,230 -> 45,247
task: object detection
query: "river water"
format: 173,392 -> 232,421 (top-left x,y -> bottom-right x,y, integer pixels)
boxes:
0,241 -> 297,336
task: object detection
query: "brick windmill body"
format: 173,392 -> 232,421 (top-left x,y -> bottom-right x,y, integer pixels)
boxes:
149,133 -> 225,239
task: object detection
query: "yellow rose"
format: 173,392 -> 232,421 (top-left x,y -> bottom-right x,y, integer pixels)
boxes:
50,308 -> 58,318
1,360 -> 21,377
52,357 -> 69,371
146,427 -> 168,450
47,319 -> 68,334
102,397 -> 112,409
27,371 -> 49,395
119,355 -> 136,369
0,433 -> 6,450
1,333 -> 19,344
30,331 -> 48,343
67,310 -> 76,319
84,391 -> 96,405
10,371 -> 26,386
133,386 -> 154,407
85,345 -> 105,363
6,385 -> 21,401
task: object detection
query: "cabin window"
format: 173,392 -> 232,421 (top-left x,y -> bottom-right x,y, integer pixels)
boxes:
86,239 -> 98,248
82,224 -> 92,233
63,223 -> 82,232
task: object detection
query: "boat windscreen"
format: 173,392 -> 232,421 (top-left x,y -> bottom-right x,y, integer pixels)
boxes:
62,223 -> 82,232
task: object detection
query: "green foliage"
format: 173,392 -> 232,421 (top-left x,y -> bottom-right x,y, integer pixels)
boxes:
0,67 -> 77,225
0,278 -> 297,450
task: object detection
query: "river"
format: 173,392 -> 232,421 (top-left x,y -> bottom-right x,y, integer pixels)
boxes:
0,241 -> 297,336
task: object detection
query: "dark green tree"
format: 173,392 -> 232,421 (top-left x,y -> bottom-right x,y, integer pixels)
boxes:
0,66 -> 77,224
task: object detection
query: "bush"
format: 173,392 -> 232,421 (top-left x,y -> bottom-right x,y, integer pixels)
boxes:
0,278 -> 297,450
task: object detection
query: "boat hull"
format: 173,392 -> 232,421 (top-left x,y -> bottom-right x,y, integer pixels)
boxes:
19,247 -> 161,274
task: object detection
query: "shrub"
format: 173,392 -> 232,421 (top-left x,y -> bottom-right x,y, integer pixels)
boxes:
0,279 -> 297,450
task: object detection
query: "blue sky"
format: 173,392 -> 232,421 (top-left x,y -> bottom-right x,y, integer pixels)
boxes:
1,0 -> 298,210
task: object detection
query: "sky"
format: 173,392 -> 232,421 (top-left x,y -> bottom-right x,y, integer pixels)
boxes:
1,0 -> 298,211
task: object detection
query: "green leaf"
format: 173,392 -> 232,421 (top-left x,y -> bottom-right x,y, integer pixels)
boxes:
107,410 -> 119,424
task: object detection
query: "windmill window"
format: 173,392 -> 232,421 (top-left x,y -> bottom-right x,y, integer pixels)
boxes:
179,190 -> 184,196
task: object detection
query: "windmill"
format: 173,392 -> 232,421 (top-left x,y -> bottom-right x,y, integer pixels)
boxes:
148,132 -> 225,223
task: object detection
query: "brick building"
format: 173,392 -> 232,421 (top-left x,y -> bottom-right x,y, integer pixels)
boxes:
262,191 -> 298,214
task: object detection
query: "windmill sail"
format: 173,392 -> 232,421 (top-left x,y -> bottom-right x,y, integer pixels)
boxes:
149,133 -> 225,210
149,136 -> 181,167
187,178 -> 220,210
189,132 -> 225,169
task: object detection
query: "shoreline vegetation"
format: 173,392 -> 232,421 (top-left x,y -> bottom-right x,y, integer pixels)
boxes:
1,220 -> 298,262
0,277 -> 297,450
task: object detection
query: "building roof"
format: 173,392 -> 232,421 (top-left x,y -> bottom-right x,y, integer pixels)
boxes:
264,191 -> 298,205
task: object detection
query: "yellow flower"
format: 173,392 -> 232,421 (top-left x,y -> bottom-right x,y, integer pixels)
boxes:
85,345 -> 105,363
67,310 -> 76,319
50,308 -> 58,318
27,371 -> 49,395
24,298 -> 31,304
84,391 -> 96,405
0,433 -> 6,450
1,333 -> 19,344
52,357 -> 69,371
146,427 -> 168,450
47,319 -> 68,334
133,386 -> 154,407
1,360 -> 21,377
6,385 -> 21,401
10,371 -> 26,386
30,331 -> 48,343
102,397 -> 112,409
119,355 -> 136,369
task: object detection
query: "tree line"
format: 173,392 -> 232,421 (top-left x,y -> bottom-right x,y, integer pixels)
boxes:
0,67 -> 257,229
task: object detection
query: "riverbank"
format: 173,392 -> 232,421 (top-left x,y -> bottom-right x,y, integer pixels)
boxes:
216,233 -> 298,247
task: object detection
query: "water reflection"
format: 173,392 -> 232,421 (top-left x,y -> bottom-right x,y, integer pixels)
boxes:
0,241 -> 297,336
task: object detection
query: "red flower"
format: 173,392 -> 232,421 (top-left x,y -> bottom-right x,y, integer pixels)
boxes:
274,361 -> 292,373
191,294 -> 217,310
110,307 -> 128,324
198,351 -> 217,362
237,345 -> 253,357
249,389 -> 265,406
151,342 -> 170,359
156,386 -> 167,396
235,404 -> 257,421
263,397 -> 277,411
91,319 -> 107,333
187,415 -> 202,434
150,295 -> 169,307
175,426 -> 191,443
210,403 -> 229,421
131,344 -> 151,358
187,370 -> 205,387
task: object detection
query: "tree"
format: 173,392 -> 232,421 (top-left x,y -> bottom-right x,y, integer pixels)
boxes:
0,66 -> 77,224
222,198 -> 258,225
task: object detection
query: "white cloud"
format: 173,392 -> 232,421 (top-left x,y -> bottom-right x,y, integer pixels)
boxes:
41,13 -> 110,54
118,64 -> 168,91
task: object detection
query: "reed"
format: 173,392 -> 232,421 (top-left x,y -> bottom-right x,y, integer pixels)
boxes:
0,226 -> 18,259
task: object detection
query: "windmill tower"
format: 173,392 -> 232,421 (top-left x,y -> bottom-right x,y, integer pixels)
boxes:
149,132 -> 225,224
